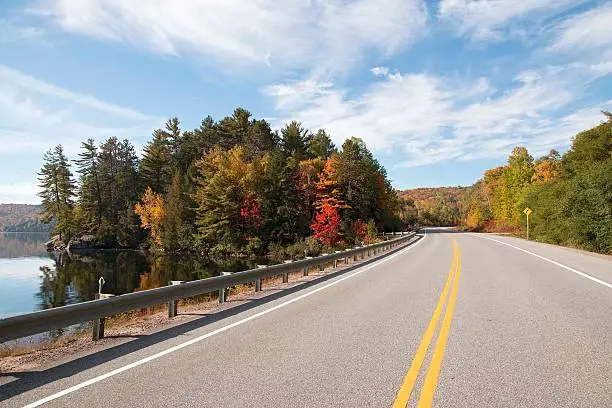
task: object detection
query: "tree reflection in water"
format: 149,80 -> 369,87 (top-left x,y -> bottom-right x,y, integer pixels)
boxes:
36,250 -> 264,310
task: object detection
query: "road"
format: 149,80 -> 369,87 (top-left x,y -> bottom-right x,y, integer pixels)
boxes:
1,229 -> 611,407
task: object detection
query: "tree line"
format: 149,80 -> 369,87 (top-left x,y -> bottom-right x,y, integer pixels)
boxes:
462,111 -> 612,254
38,108 -> 415,257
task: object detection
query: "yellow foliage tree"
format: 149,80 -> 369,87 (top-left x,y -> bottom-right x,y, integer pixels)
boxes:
134,187 -> 165,247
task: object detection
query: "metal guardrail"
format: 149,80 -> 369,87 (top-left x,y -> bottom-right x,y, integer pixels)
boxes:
0,232 -> 416,343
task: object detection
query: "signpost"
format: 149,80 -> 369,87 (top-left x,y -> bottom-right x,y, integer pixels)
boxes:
523,207 -> 532,240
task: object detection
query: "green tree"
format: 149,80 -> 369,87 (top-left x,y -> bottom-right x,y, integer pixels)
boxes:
141,130 -> 172,194
281,121 -> 309,160
74,138 -> 103,228
37,145 -> 77,240
308,129 -> 336,159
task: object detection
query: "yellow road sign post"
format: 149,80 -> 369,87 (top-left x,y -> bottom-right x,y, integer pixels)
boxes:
523,207 -> 532,240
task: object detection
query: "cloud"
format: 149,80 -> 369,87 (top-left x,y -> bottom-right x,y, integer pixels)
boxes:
0,19 -> 52,46
264,65 -> 607,168
32,0 -> 428,75
438,0 -> 581,41
0,64 -> 162,155
0,182 -> 40,205
371,66 -> 390,77
549,3 -> 612,52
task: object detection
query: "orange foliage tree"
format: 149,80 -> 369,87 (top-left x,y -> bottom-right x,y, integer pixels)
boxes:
311,157 -> 349,246
134,187 -> 165,247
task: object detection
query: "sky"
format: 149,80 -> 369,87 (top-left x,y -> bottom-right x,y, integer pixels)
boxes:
0,0 -> 611,204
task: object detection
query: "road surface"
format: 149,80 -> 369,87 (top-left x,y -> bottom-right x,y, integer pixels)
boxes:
1,229 -> 611,407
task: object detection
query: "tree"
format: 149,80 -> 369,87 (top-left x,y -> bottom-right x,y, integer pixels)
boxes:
194,146 -> 252,254
74,138 -> 102,227
311,204 -> 342,247
311,157 -> 349,246
135,187 -> 165,247
532,149 -> 561,184
308,129 -> 336,159
281,121 -> 309,160
141,130 -> 172,194
37,145 -> 76,240
162,171 -> 190,251
96,137 -> 141,245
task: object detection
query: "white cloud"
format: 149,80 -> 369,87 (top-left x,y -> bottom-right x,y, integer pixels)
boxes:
33,0 -> 428,75
0,64 -> 162,156
264,65 -> 607,168
0,183 -> 40,205
371,66 -> 390,77
438,0 -> 581,41
0,19 -> 51,46
549,3 -> 612,52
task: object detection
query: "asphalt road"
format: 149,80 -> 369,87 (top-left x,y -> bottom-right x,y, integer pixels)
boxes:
1,229 -> 611,407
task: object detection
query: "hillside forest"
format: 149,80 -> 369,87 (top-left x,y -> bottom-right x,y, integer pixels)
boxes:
0,204 -> 51,232
37,108 -> 416,258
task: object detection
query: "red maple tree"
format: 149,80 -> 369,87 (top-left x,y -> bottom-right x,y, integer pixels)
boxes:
311,203 -> 341,246
310,157 -> 349,246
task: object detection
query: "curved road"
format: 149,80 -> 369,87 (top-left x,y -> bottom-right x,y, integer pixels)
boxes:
1,229 -> 611,407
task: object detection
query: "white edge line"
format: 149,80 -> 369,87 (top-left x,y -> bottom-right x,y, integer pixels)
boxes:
22,235 -> 427,408
472,234 -> 612,289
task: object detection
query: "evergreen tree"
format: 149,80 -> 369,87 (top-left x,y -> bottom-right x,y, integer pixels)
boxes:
37,145 -> 76,240
308,129 -> 336,159
141,130 -> 172,194
163,171 -> 189,251
281,121 -> 309,160
74,138 -> 102,227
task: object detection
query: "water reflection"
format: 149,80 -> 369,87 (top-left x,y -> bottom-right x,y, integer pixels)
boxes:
0,232 -> 265,318
0,232 -> 49,258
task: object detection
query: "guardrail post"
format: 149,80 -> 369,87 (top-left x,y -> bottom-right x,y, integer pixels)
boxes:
334,251 -> 342,268
304,257 -> 312,276
319,255 -> 328,272
92,293 -> 114,341
219,272 -> 232,303
256,265 -> 266,291
168,280 -> 185,318
282,260 -> 292,283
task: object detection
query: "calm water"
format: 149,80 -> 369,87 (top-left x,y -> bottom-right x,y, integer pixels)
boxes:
0,233 -> 261,320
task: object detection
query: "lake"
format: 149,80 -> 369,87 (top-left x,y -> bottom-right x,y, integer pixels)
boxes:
0,232 -> 263,320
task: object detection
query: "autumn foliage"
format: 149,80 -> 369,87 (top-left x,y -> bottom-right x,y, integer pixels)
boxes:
134,187 -> 165,247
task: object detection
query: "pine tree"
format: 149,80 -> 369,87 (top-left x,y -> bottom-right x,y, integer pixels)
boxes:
308,129 -> 336,159
74,138 -> 103,227
163,171 -> 187,250
281,121 -> 309,160
141,130 -> 172,194
37,145 -> 76,241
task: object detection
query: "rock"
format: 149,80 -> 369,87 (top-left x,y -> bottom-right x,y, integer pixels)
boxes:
67,234 -> 104,252
44,235 -> 63,252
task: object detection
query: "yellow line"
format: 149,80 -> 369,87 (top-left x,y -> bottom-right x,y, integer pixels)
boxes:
416,241 -> 462,407
392,240 -> 458,408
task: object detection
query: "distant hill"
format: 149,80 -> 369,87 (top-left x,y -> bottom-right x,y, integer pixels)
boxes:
399,187 -> 467,226
0,204 -> 52,233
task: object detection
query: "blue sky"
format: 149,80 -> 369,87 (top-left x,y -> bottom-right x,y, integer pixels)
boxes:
1,0 -> 611,204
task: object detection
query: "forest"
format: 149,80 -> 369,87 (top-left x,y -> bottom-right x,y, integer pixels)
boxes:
37,108 -> 415,258
460,111 -> 611,254
0,204 -> 51,232
399,187 -> 466,227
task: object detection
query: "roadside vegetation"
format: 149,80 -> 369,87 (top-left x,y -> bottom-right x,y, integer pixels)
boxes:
399,112 -> 611,255
462,111 -> 611,254
37,108 -> 416,257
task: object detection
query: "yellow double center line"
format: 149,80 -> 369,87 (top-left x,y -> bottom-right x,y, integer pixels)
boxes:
392,238 -> 462,408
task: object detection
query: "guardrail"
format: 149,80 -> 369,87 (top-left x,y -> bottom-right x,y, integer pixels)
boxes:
0,232 -> 417,343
